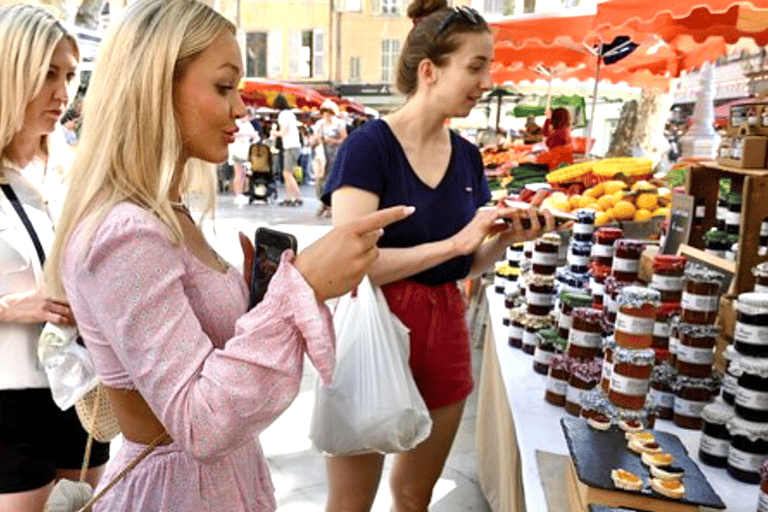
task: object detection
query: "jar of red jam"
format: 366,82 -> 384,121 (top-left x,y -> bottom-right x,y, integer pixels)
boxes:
648,363 -> 677,420
651,255 -> 687,303
522,315 -> 550,355
652,302 -> 679,351
589,264 -> 611,309
603,276 -> 634,325
526,274 -> 556,317
726,416 -> 768,484
754,262 -> 768,294
506,243 -> 524,268
734,292 -> 768,357
545,355 -> 572,407
609,347 -> 655,410
681,264 -> 724,325
759,461 -> 768,512
558,291 -> 592,340
568,241 -> 592,274
601,336 -> 617,393
580,387 -> 611,420
573,209 -> 596,243
611,239 -> 645,282
673,375 -> 718,430
565,359 -> 602,416
591,227 -> 623,268
532,234 -> 561,275
614,286 -> 660,349
508,307 -> 525,348
567,308 -> 603,360
698,401 -> 734,468
735,355 -> 768,423
722,346 -> 740,405
675,323 -> 719,378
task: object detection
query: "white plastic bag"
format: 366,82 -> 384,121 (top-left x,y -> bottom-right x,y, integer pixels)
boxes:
309,277 -> 432,455
38,323 -> 98,411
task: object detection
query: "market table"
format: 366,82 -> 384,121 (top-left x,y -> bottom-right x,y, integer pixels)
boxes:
475,287 -> 755,512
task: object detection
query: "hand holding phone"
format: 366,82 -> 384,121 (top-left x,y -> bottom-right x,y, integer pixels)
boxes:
249,228 -> 298,309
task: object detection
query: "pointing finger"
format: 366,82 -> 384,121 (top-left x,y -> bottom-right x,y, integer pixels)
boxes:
351,206 -> 415,235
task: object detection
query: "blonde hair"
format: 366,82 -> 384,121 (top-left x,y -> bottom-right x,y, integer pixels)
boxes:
46,0 -> 235,299
0,3 -> 78,163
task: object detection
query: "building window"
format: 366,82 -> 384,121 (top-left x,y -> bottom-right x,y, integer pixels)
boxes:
245,32 -> 267,78
349,56 -> 361,82
381,39 -> 400,83
291,29 -> 326,78
483,0 -> 503,15
523,0 -> 535,14
373,0 -> 400,16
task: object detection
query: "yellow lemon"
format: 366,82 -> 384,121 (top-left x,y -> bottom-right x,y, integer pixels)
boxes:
613,200 -> 637,221
652,207 -> 671,218
584,202 -> 602,212
597,195 -> 614,211
569,194 -> 584,209
595,211 -> 613,225
604,180 -> 628,195
634,209 -> 654,221
585,183 -> 605,198
578,194 -> 596,208
635,193 -> 658,211
610,190 -> 625,206
631,180 -> 656,192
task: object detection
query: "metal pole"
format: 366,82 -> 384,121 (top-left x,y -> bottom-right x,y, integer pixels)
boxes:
585,48 -> 601,153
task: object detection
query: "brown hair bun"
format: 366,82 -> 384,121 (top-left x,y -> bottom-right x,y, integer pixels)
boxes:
406,0 -> 447,21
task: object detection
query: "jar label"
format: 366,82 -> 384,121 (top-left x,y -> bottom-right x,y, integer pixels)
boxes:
507,247 -> 523,261
728,446 -> 768,473
615,312 -> 654,336
591,244 -> 614,258
509,324 -> 524,340
610,373 -> 650,397
736,386 -> 768,411
547,377 -> 567,396
532,251 -> 559,266
726,211 -> 742,226
601,361 -> 613,382
695,205 -> 706,218
681,291 -> 719,312
523,330 -> 538,347
568,253 -> 590,267
574,223 -> 594,235
534,347 -> 555,365
759,491 -> 768,512
590,278 -> 605,296
700,433 -> 730,457
528,291 -> 555,306
559,312 -> 572,330
566,385 -> 585,405
569,328 -> 601,348
648,387 -> 674,409
673,397 -> 707,418
734,322 -> 768,346
756,283 -> 768,294
654,321 -> 671,338
612,257 -> 639,273
505,280 -> 517,295
651,274 -> 684,292
762,222 -> 768,237
494,275 -> 505,288
723,373 -> 738,395
676,344 -> 714,365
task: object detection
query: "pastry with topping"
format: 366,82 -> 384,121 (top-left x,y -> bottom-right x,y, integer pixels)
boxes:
611,469 -> 642,491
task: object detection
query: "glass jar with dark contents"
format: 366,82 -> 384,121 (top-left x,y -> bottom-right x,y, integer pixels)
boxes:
504,267 -> 521,298
494,262 -> 508,294
681,263 -> 724,325
726,416 -> 768,484
726,192 -> 742,236
754,262 -> 768,294
652,302 -> 679,351
567,308 -> 603,360
735,356 -> 768,423
558,291 -> 592,340
591,227 -> 623,268
675,323 -> 719,378
722,346 -> 740,405
603,276 -> 634,325
508,307 -> 525,348
545,355 -> 572,407
716,193 -> 728,232
609,347 -> 655,410
614,286 -> 660,349
759,461 -> 768,512
523,241 -> 533,261
532,233 -> 561,275
673,374 -> 718,430
589,263 -> 611,309
580,387 -> 611,420
698,401 -> 734,468
601,336 -> 617,393
568,241 -> 592,274
565,359 -> 602,416
704,229 -> 729,259
526,274 -> 556,317
534,337 -> 558,375
522,315 -> 550,356
573,209 -> 596,242
651,255 -> 687,303
734,292 -> 768,357
648,363 -> 677,420
611,239 -> 645,282
506,243 -> 524,268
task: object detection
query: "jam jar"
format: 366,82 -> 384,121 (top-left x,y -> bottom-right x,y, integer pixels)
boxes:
681,264 -> 724,325
580,387 -> 612,420
494,262 -> 508,294
614,286 -> 660,349
704,229 -> 728,259
603,276 -> 634,325
545,355 -> 572,407
734,292 -> 768,357
504,268 -> 521,297
667,314 -> 681,366
611,239 -> 645,282
565,359 -> 602,416
759,461 -> 768,512
506,243 -> 524,268
568,241 -> 592,274
726,416 -> 768,484
725,192 -> 742,236
573,209 -> 596,243
673,374 -> 718,430
589,263 -> 611,308
698,401 -> 735,468
558,291 -> 592,340
567,308 -> 603,360
651,255 -> 686,303
523,241 -> 533,261
652,302 -> 679,351
534,339 -> 558,375
508,307 -> 526,348
601,336 -> 617,393
591,227 -> 623,268
648,363 -> 677,420
609,347 -> 655,410
722,346 -> 741,405
522,315 -> 550,356
755,262 -> 768,294
527,274 -> 556,317
735,355 -> 768,422
675,323 -> 719,378
532,234 -> 561,275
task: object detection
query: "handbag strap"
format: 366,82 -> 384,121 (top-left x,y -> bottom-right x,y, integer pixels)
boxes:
0,183 -> 46,266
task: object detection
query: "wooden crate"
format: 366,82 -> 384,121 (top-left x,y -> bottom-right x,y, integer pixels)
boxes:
716,134 -> 768,169
685,162 -> 768,294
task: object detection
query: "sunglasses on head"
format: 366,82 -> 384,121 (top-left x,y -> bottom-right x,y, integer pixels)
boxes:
436,6 -> 483,39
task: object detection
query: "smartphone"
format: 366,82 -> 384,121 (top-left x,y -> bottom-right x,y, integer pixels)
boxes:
249,227 -> 298,308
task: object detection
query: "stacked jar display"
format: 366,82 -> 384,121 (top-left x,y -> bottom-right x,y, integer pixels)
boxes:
567,210 -> 594,280
521,234 -> 560,356
589,227 -> 623,308
650,255 -> 685,361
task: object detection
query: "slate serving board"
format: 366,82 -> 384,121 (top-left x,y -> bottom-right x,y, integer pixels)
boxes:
561,417 -> 726,509
589,506 -> 643,512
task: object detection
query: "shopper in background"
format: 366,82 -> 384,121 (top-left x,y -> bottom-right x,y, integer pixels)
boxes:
273,93 -> 304,206
542,107 -> 572,149
44,1 -> 413,510
322,0 -> 564,510
313,99 -> 347,218
0,5 -> 108,512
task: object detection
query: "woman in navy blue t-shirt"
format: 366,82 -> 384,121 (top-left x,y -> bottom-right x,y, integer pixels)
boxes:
323,0 -> 560,509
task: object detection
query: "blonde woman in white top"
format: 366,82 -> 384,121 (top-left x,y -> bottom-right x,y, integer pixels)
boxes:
0,4 -> 109,512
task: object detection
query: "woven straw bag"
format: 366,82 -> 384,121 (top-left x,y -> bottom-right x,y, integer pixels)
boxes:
74,383 -> 121,443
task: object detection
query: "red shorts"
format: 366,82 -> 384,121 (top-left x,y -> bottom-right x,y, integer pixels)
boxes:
381,280 -> 473,410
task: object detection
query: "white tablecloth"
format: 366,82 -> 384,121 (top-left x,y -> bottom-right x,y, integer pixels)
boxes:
476,287 -> 756,512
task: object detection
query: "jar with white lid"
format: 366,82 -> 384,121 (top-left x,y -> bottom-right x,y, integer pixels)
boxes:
699,401 -> 735,468
735,355 -> 768,423
735,292 -> 768,357
727,416 -> 768,484
722,346 -> 741,406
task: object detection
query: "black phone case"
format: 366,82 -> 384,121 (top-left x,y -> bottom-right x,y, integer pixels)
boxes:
249,227 -> 298,309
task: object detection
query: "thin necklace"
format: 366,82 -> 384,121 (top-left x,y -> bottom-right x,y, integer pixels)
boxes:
170,202 -> 230,272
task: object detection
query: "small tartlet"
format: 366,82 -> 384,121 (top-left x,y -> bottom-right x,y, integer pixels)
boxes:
611,469 -> 642,491
650,477 -> 685,499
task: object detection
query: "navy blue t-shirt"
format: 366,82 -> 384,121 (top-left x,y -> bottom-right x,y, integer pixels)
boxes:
323,119 -> 491,286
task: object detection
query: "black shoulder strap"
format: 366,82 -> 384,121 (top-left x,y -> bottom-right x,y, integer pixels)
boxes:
1,183 -> 46,266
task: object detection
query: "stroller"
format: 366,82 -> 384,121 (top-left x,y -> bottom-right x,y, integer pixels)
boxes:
246,142 -> 278,204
